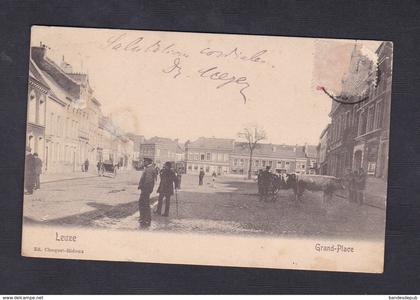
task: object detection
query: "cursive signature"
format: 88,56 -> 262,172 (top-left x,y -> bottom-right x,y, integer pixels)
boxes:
198,66 -> 250,103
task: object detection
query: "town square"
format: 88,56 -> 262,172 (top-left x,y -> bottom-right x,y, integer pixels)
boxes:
23,27 -> 392,240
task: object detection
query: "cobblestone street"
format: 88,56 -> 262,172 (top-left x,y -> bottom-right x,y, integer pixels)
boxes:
23,170 -> 386,239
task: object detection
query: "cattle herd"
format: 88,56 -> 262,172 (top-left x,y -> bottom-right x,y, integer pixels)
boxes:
257,169 -> 345,203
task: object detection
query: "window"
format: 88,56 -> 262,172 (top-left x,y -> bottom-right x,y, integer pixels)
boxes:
56,116 -> 61,136
66,117 -> 70,137
217,153 -> 223,161
367,106 -> 375,132
255,160 -> 260,167
375,101 -> 385,129
200,154 -> 205,161
345,111 -> 350,129
188,165 -> 192,170
205,166 -> 210,172
206,152 -> 211,160
233,159 -> 238,166
239,159 -> 244,166
358,111 -> 367,136
28,90 -> 36,123
49,113 -> 54,135
224,153 -> 229,162
194,165 -> 198,170
301,164 -> 305,169
39,96 -> 45,125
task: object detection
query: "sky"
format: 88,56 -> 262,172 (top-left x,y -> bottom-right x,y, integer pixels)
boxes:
31,26 -> 381,145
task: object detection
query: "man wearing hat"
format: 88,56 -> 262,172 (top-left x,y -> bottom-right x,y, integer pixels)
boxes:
33,153 -> 43,190
155,161 -> 178,217
259,166 -> 272,201
138,157 -> 156,228
24,146 -> 36,194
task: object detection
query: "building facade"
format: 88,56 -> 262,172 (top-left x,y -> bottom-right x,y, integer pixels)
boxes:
185,137 -> 234,175
317,124 -> 330,175
230,143 -> 308,176
28,44 -> 135,173
324,41 -> 392,180
327,43 -> 374,178
27,61 -> 50,165
352,41 -> 392,178
139,137 -> 184,168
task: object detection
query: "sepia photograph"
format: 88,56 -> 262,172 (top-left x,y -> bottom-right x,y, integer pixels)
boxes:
21,26 -> 393,272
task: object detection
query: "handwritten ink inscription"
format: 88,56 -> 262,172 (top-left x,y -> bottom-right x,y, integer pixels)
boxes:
198,66 -> 250,103
101,33 -> 271,104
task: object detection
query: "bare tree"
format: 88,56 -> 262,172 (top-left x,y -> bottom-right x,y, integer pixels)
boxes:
238,125 -> 267,179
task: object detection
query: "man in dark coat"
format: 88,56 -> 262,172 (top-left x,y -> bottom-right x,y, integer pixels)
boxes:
155,161 -> 178,217
198,168 -> 205,185
257,169 -> 263,195
84,159 -> 89,172
356,168 -> 367,205
33,153 -> 43,190
24,146 -> 35,194
259,166 -> 272,201
138,158 -> 156,228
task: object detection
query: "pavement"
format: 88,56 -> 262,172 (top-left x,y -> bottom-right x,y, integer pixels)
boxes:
39,170 -> 98,183
23,170 -> 387,239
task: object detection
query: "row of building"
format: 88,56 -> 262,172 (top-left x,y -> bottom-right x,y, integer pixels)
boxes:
316,41 -> 392,180
136,136 -> 318,176
27,44 -> 134,173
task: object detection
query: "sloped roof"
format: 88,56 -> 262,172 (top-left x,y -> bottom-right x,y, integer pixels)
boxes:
144,136 -> 175,144
31,46 -> 81,101
187,137 -> 234,151
29,60 -> 50,89
233,142 -> 306,159
66,73 -> 88,83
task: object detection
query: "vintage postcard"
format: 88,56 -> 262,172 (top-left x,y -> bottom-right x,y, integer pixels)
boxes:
22,26 -> 393,273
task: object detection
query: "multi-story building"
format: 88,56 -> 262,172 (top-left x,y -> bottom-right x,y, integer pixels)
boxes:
317,124 -> 330,175
127,133 -> 145,162
352,41 -> 392,178
304,144 -> 318,174
230,143 -> 308,175
139,137 -> 184,168
324,41 -> 392,180
29,44 -> 135,173
327,43 -> 373,178
185,137 -> 234,175
31,45 -> 84,173
27,60 -> 50,167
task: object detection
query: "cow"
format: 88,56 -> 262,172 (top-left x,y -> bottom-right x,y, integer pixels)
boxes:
279,173 -> 345,204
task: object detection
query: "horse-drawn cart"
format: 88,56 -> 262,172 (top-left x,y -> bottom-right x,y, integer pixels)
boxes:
98,160 -> 117,178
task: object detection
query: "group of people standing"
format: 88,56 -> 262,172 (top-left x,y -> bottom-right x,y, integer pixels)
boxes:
24,146 -> 43,195
198,168 -> 217,187
137,158 -> 181,229
345,168 -> 367,205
